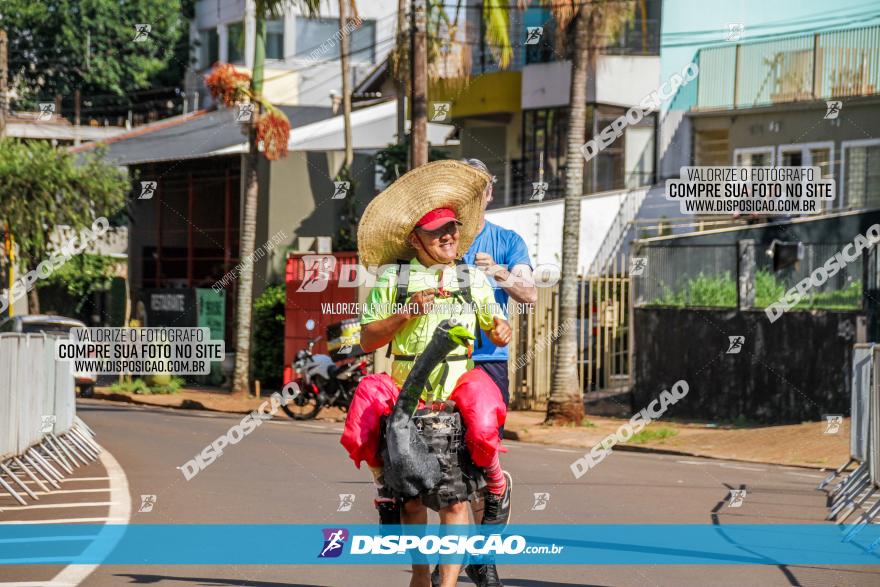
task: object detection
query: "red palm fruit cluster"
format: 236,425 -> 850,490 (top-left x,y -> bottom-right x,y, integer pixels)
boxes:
204,63 -> 251,107
256,109 -> 290,161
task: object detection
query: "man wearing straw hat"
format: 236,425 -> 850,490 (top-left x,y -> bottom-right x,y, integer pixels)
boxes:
340,160 -> 512,587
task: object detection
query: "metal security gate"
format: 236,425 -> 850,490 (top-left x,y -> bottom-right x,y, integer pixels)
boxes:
508,254 -> 632,410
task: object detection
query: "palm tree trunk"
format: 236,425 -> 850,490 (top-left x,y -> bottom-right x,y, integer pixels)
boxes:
339,0 -> 354,168
231,7 -> 268,398
546,7 -> 591,424
409,0 -> 428,167
395,0 -> 407,145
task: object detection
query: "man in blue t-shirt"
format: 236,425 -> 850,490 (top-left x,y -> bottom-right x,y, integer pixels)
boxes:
461,159 -> 538,412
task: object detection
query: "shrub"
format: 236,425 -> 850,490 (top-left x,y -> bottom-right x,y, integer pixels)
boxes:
252,284 -> 286,390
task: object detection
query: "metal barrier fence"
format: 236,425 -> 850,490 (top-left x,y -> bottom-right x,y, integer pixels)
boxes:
0,333 -> 101,507
818,343 -> 880,539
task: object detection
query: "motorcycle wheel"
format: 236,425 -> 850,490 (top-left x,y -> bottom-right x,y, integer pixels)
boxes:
282,386 -> 322,420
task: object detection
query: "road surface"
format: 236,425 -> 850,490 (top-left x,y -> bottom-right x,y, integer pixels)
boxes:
2,399 -> 878,586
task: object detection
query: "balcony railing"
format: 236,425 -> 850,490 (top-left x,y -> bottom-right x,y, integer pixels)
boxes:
695,24 -> 880,110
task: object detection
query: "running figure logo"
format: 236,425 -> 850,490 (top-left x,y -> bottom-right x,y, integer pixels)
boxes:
332,181 -> 350,200
337,494 -> 355,512
319,528 -> 349,558
297,255 -> 337,293
38,103 -> 55,121
235,103 -> 255,123
728,489 -> 747,508
40,415 -> 56,434
133,24 -> 152,42
430,102 -> 451,122
531,492 -> 550,511
727,336 -> 745,354
525,27 -> 544,45
530,181 -> 548,202
824,414 -> 843,434
139,181 -> 157,200
138,494 -> 157,513
726,24 -> 744,42
825,101 -> 842,120
630,257 -> 647,276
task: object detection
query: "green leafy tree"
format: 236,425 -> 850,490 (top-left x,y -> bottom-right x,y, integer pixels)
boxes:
0,139 -> 128,313
1,0 -> 186,110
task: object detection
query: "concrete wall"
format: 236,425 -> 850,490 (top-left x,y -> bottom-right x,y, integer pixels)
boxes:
484,190 -> 628,272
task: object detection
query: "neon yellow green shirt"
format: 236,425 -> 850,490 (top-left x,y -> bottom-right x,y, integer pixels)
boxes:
361,259 -> 504,401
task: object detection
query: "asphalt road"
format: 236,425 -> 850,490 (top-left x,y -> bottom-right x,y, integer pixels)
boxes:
3,399 -> 879,587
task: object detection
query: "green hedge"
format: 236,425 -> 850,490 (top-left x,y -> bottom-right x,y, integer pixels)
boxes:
252,284 -> 286,390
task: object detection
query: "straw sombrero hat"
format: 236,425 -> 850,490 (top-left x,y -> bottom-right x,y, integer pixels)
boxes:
357,160 -> 490,267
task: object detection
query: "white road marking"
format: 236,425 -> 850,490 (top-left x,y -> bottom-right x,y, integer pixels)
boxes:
298,423 -> 326,430
49,448 -> 131,587
785,471 -> 823,479
17,477 -> 109,485
35,489 -> 110,496
546,448 -> 579,453
0,517 -> 127,525
719,464 -> 766,472
0,502 -> 114,511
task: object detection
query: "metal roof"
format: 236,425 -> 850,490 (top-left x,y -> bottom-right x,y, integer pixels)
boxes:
75,105 -> 333,166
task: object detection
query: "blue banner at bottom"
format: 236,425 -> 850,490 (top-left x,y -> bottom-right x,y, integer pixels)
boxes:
1,524 -> 879,565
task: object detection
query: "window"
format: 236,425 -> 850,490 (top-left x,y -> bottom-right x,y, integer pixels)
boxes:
266,19 -> 284,60
228,21 -> 245,64
294,17 -> 376,63
842,140 -> 880,210
778,142 -> 834,210
199,29 -> 219,69
734,147 -> 774,167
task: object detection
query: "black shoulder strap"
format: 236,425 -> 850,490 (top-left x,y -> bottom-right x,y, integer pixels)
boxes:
387,261 -> 411,358
454,260 -> 482,349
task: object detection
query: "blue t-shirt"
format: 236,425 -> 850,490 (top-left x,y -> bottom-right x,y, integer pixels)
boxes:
462,221 -> 533,362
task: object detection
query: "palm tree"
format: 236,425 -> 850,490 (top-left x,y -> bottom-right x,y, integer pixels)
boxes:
543,0 -> 635,424
232,0 -> 319,398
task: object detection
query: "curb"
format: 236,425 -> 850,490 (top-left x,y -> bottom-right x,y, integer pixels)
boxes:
90,390 -> 258,416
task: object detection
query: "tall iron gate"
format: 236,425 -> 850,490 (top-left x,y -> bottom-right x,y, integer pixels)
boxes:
509,255 -> 632,410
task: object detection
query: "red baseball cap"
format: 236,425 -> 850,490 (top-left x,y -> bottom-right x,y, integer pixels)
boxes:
415,207 -> 461,231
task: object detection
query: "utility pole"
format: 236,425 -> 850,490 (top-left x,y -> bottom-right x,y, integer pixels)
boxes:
0,29 -> 7,138
338,0 -> 353,168
409,0 -> 427,168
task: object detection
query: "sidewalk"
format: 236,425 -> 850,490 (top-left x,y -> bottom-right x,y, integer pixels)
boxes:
91,387 -> 849,470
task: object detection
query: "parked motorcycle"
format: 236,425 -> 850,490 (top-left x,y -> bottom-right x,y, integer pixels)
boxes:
283,336 -> 370,420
